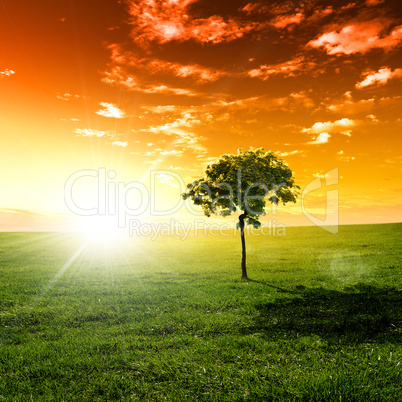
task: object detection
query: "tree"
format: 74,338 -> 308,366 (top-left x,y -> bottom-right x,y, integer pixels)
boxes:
181,148 -> 299,279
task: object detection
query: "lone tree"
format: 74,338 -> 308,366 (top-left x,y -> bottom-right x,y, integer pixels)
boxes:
181,148 -> 299,280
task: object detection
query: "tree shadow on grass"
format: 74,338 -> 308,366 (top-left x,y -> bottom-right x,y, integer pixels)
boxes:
248,283 -> 401,344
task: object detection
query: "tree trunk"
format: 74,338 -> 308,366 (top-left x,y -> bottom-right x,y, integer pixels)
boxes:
239,211 -> 248,280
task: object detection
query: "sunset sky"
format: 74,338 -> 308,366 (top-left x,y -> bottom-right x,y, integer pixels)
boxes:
0,0 -> 401,231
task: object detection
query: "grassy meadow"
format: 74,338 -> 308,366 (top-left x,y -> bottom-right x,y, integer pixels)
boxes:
0,223 -> 401,401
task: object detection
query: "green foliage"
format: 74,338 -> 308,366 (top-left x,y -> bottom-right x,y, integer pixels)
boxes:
182,148 -> 299,228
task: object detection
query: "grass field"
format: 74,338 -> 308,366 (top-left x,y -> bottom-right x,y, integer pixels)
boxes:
0,223 -> 401,401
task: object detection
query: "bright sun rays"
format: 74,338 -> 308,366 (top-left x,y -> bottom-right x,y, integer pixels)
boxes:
78,215 -> 125,248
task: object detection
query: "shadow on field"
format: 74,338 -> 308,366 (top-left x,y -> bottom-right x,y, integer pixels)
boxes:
250,283 -> 401,344
247,279 -> 300,294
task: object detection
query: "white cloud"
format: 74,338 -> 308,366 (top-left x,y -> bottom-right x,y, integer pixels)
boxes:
140,105 -> 189,114
366,114 -> 379,122
212,96 -> 260,108
75,128 -> 107,137
144,85 -> 197,96
356,67 -> 402,89
308,132 -> 331,145
160,150 -> 184,156
75,129 -> 126,147
112,141 -> 128,147
96,102 -> 126,118
155,173 -> 180,188
303,118 -> 355,135
56,92 -> 81,101
0,69 -> 15,79
60,117 -> 80,122
277,150 -> 303,157
145,113 -> 201,133
146,159 -> 163,165
139,113 -> 207,154
309,21 -> 402,55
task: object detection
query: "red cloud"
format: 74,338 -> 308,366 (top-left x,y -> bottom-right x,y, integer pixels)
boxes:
272,12 -> 304,29
127,0 -> 259,44
247,56 -> 316,80
366,0 -> 385,5
107,44 -> 225,83
309,20 -> 402,54
102,66 -> 199,96
241,3 -> 261,15
240,2 -> 331,28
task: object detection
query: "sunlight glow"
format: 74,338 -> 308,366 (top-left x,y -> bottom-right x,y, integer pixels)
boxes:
79,215 -> 124,247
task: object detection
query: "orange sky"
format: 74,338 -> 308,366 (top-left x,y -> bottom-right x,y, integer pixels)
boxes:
0,0 -> 401,231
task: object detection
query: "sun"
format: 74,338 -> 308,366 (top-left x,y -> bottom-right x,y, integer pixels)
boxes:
79,215 -> 124,247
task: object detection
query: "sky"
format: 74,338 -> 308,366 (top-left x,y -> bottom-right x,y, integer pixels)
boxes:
0,0 -> 401,232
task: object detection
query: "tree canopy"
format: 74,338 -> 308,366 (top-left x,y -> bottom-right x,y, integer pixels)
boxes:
182,148 -> 299,228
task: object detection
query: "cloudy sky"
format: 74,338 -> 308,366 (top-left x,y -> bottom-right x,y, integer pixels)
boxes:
0,0 -> 401,230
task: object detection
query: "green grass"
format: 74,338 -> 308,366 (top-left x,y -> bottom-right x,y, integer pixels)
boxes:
0,223 -> 401,401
